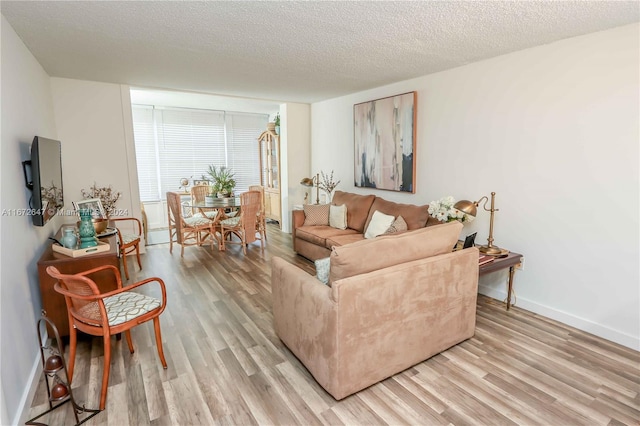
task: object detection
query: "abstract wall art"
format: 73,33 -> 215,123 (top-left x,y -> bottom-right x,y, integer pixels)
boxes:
354,92 -> 416,193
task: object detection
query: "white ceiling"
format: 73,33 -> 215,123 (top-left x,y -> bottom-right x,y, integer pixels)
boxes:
2,1 -> 638,104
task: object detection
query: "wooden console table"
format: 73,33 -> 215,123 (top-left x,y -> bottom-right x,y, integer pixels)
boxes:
37,229 -> 120,336
479,251 -> 523,310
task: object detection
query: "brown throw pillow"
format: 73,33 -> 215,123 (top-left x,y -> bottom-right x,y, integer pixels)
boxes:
384,215 -> 408,235
303,204 -> 330,226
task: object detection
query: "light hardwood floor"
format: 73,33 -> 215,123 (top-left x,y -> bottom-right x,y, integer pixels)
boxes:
28,224 -> 640,425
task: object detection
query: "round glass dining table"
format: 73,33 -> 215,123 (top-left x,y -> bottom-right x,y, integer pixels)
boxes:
182,197 -> 241,222
186,197 -> 241,209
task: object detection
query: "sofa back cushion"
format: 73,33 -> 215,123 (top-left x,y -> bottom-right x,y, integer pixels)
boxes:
332,191 -> 376,232
329,221 -> 463,284
364,197 -> 431,230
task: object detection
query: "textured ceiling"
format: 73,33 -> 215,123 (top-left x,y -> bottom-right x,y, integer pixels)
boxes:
2,1 -> 638,103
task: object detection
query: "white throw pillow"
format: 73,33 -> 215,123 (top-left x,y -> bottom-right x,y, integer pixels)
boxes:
329,204 -> 347,230
315,257 -> 330,285
364,210 -> 395,239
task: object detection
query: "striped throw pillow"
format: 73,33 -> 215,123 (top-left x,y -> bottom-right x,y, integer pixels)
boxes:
384,215 -> 408,235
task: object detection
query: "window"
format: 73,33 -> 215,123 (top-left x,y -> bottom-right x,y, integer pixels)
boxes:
132,105 -> 267,202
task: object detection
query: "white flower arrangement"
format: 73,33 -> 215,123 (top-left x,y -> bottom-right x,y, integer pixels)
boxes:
428,196 -> 474,223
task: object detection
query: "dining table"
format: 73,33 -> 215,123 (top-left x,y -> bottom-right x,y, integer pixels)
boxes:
182,196 -> 241,223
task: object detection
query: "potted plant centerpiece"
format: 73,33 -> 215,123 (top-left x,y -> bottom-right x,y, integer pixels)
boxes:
204,165 -> 236,198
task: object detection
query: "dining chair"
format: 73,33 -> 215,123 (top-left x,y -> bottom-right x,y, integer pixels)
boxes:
190,184 -> 219,220
46,264 -> 168,410
109,217 -> 143,280
166,192 -> 216,257
219,190 -> 263,254
140,203 -> 148,242
248,184 -> 267,242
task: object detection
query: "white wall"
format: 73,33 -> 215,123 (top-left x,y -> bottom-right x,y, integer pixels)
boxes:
50,78 -> 144,248
0,16 -> 62,424
312,23 -> 640,349
281,103 -> 311,233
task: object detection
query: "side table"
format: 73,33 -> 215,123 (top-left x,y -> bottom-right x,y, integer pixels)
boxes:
37,228 -> 120,336
479,251 -> 523,310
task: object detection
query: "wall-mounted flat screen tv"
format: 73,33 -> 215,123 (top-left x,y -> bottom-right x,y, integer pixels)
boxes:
23,136 -> 64,226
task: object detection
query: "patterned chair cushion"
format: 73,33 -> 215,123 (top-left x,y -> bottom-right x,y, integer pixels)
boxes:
104,292 -> 161,326
185,216 -> 212,226
193,211 -> 219,220
122,234 -> 140,245
220,216 -> 241,227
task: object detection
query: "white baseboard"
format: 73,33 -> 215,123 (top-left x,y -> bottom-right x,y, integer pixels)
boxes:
15,349 -> 43,426
478,284 -> 640,351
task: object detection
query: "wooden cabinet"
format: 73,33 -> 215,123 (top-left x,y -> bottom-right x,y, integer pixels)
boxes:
37,230 -> 120,336
258,129 -> 281,226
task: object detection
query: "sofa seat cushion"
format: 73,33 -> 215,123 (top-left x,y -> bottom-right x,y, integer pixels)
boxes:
296,225 -> 358,247
325,233 -> 365,249
329,221 -> 463,284
332,191 -> 376,233
364,197 -> 431,230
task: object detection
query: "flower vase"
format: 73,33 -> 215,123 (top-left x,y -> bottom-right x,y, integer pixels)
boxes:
78,209 -> 98,248
61,228 -> 78,249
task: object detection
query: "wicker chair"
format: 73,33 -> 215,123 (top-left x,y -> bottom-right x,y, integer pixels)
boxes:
248,184 -> 267,242
46,264 -> 167,410
166,192 -> 215,257
219,190 -> 263,254
190,184 -> 220,220
109,217 -> 143,280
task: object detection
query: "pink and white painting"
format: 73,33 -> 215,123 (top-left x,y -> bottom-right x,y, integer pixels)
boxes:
354,92 -> 416,193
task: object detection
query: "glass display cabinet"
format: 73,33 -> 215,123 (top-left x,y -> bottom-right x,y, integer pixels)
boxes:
258,129 -> 281,226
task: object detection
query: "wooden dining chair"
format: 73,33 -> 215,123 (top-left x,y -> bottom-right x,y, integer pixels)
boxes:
219,190 -> 263,254
167,191 -> 216,257
46,264 -> 168,410
248,184 -> 267,242
109,217 -> 143,280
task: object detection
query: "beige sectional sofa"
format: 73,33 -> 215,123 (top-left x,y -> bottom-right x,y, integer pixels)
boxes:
272,221 -> 479,400
292,190 -> 441,261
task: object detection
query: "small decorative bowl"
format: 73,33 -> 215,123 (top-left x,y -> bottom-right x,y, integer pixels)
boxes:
44,355 -> 63,373
92,218 -> 109,234
50,382 -> 69,401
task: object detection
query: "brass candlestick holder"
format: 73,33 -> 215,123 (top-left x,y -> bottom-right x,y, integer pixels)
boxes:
454,191 -> 507,256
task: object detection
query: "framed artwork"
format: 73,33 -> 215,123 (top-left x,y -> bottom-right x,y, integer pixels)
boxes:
193,179 -> 210,186
72,198 -> 106,219
354,91 -> 416,193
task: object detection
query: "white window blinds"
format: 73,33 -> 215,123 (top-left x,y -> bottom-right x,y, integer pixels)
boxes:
132,105 -> 268,202
226,112 -> 264,193
131,106 -> 159,202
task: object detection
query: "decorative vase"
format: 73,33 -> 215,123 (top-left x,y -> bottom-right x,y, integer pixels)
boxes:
61,228 -> 78,249
275,125 -> 280,135
78,209 -> 98,248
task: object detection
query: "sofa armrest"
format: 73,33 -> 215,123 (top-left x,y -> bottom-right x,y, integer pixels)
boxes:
271,257 -> 338,393
291,209 -> 306,251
